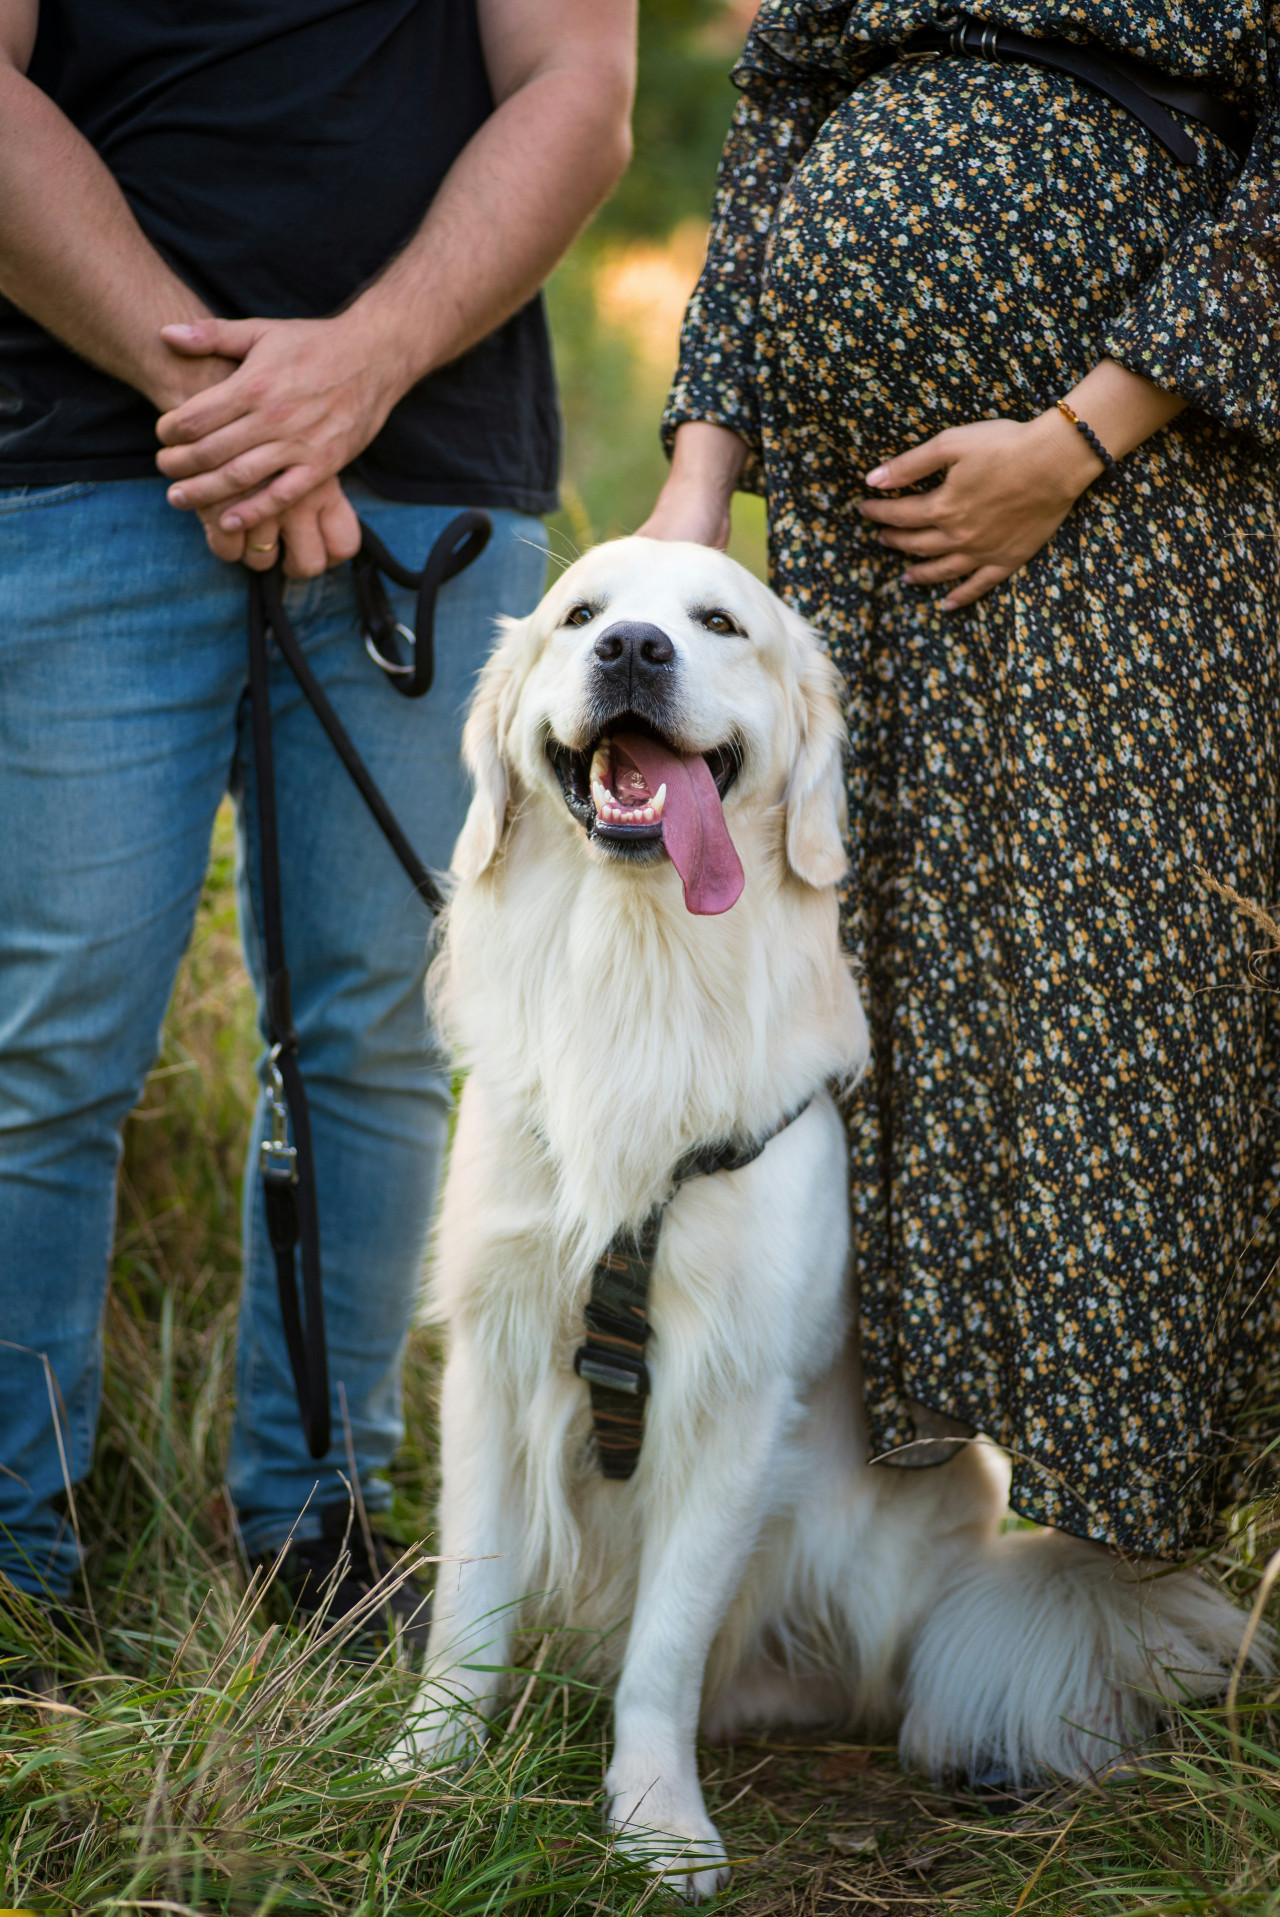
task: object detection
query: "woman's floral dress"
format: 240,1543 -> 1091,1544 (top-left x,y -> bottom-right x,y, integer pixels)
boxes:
665,0 -> 1280,1556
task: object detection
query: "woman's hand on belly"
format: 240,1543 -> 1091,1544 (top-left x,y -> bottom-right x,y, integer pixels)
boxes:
858,361 -> 1186,609
857,412 -> 1099,608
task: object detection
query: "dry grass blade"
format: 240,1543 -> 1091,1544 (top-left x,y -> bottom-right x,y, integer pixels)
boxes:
1195,864 -> 1280,987
1225,1541 -> 1280,1783
1008,1805 -> 1082,1914
505,1632 -> 552,1739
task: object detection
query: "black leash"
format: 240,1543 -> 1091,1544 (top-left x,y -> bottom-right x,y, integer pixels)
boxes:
246,509 -> 492,1459
574,1099 -> 814,1479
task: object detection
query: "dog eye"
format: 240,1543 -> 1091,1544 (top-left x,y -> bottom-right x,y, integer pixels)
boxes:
698,609 -> 743,637
565,604 -> 595,628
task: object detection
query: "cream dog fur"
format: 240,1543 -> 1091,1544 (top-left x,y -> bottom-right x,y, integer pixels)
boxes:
388,538 -> 1251,1899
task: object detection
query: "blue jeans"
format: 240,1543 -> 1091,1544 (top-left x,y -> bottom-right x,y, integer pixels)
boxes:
0,477 -> 546,1596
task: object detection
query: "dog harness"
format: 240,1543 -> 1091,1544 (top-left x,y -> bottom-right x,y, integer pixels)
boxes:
573,1100 -> 813,1479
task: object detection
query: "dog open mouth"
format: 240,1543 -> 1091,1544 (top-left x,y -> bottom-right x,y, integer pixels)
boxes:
549,723 -> 745,916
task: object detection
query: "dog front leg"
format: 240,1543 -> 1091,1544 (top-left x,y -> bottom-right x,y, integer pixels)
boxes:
605,1384 -> 787,1901
387,1332 -> 518,1771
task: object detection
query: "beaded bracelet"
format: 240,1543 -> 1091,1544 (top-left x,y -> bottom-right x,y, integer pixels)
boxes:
1055,398 -> 1116,471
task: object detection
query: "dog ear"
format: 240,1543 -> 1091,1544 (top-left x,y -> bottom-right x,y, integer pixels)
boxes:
451,626 -> 520,880
783,618 -> 849,889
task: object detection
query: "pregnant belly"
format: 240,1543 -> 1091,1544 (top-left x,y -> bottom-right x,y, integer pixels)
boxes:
759,57 -> 1227,461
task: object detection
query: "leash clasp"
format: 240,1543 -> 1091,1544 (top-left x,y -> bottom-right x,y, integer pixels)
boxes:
259,1045 -> 298,1183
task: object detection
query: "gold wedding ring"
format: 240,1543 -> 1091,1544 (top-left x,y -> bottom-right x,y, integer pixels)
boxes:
247,538 -> 279,553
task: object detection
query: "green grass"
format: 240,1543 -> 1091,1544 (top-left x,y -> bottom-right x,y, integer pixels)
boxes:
5,811 -> 1280,1916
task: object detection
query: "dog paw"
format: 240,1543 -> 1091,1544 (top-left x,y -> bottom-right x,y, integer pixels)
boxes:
383,1701 -> 481,1778
383,1731 -> 440,1779
606,1782 -> 729,1901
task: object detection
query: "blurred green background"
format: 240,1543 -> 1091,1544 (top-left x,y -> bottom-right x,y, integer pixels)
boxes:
546,0 -> 767,576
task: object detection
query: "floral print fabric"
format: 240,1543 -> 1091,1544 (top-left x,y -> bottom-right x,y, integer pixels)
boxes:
669,0 -> 1280,460
665,16 -> 1280,1555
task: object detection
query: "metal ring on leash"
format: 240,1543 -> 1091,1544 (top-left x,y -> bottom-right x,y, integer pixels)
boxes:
364,621 -> 417,676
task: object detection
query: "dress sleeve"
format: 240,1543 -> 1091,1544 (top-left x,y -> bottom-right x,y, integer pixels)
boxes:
1104,111 -> 1280,444
662,73 -> 843,495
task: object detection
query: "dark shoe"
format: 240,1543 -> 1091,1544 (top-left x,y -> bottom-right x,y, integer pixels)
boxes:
0,1592 -> 89,1713
251,1502 -> 432,1661
0,1656 -> 73,1713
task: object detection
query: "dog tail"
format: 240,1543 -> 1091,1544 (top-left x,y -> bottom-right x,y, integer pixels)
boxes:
897,1528 -> 1262,1786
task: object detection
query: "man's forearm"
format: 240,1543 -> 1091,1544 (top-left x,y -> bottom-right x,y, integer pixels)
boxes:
152,0 -> 635,538
341,16 -> 634,398
0,61 -> 225,410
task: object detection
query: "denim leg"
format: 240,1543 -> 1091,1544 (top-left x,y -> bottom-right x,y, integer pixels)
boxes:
228,493 -> 547,1552
0,480 -> 246,1599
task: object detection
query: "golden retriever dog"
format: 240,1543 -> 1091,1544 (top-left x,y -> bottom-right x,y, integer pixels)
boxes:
388,538 -> 1251,1898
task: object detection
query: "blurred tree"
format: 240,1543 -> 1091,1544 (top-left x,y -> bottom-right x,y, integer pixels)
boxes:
546,0 -> 766,574
597,0 -> 741,243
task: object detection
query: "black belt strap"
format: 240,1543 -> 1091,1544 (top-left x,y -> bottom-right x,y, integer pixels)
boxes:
902,16 -> 1256,166
246,509 -> 492,1459
574,1099 -> 813,1480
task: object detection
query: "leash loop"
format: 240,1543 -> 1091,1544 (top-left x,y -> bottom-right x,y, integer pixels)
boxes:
245,509 -> 492,1458
354,509 -> 492,698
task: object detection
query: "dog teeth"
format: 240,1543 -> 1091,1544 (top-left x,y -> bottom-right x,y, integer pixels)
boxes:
589,773 -> 664,829
586,759 -> 666,828
595,798 -> 658,825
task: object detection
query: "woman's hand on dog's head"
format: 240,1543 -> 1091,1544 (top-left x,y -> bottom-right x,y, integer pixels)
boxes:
638,420 -> 747,551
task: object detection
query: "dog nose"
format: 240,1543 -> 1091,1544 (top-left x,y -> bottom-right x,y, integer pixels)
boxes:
592,621 -> 675,683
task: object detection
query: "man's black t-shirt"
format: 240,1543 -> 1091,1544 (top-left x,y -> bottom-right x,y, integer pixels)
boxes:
0,0 -> 560,511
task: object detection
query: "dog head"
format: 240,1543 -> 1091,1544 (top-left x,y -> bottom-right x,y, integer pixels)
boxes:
453,537 -> 848,908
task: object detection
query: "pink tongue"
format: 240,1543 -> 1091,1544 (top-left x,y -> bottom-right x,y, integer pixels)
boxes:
613,732 -> 744,915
